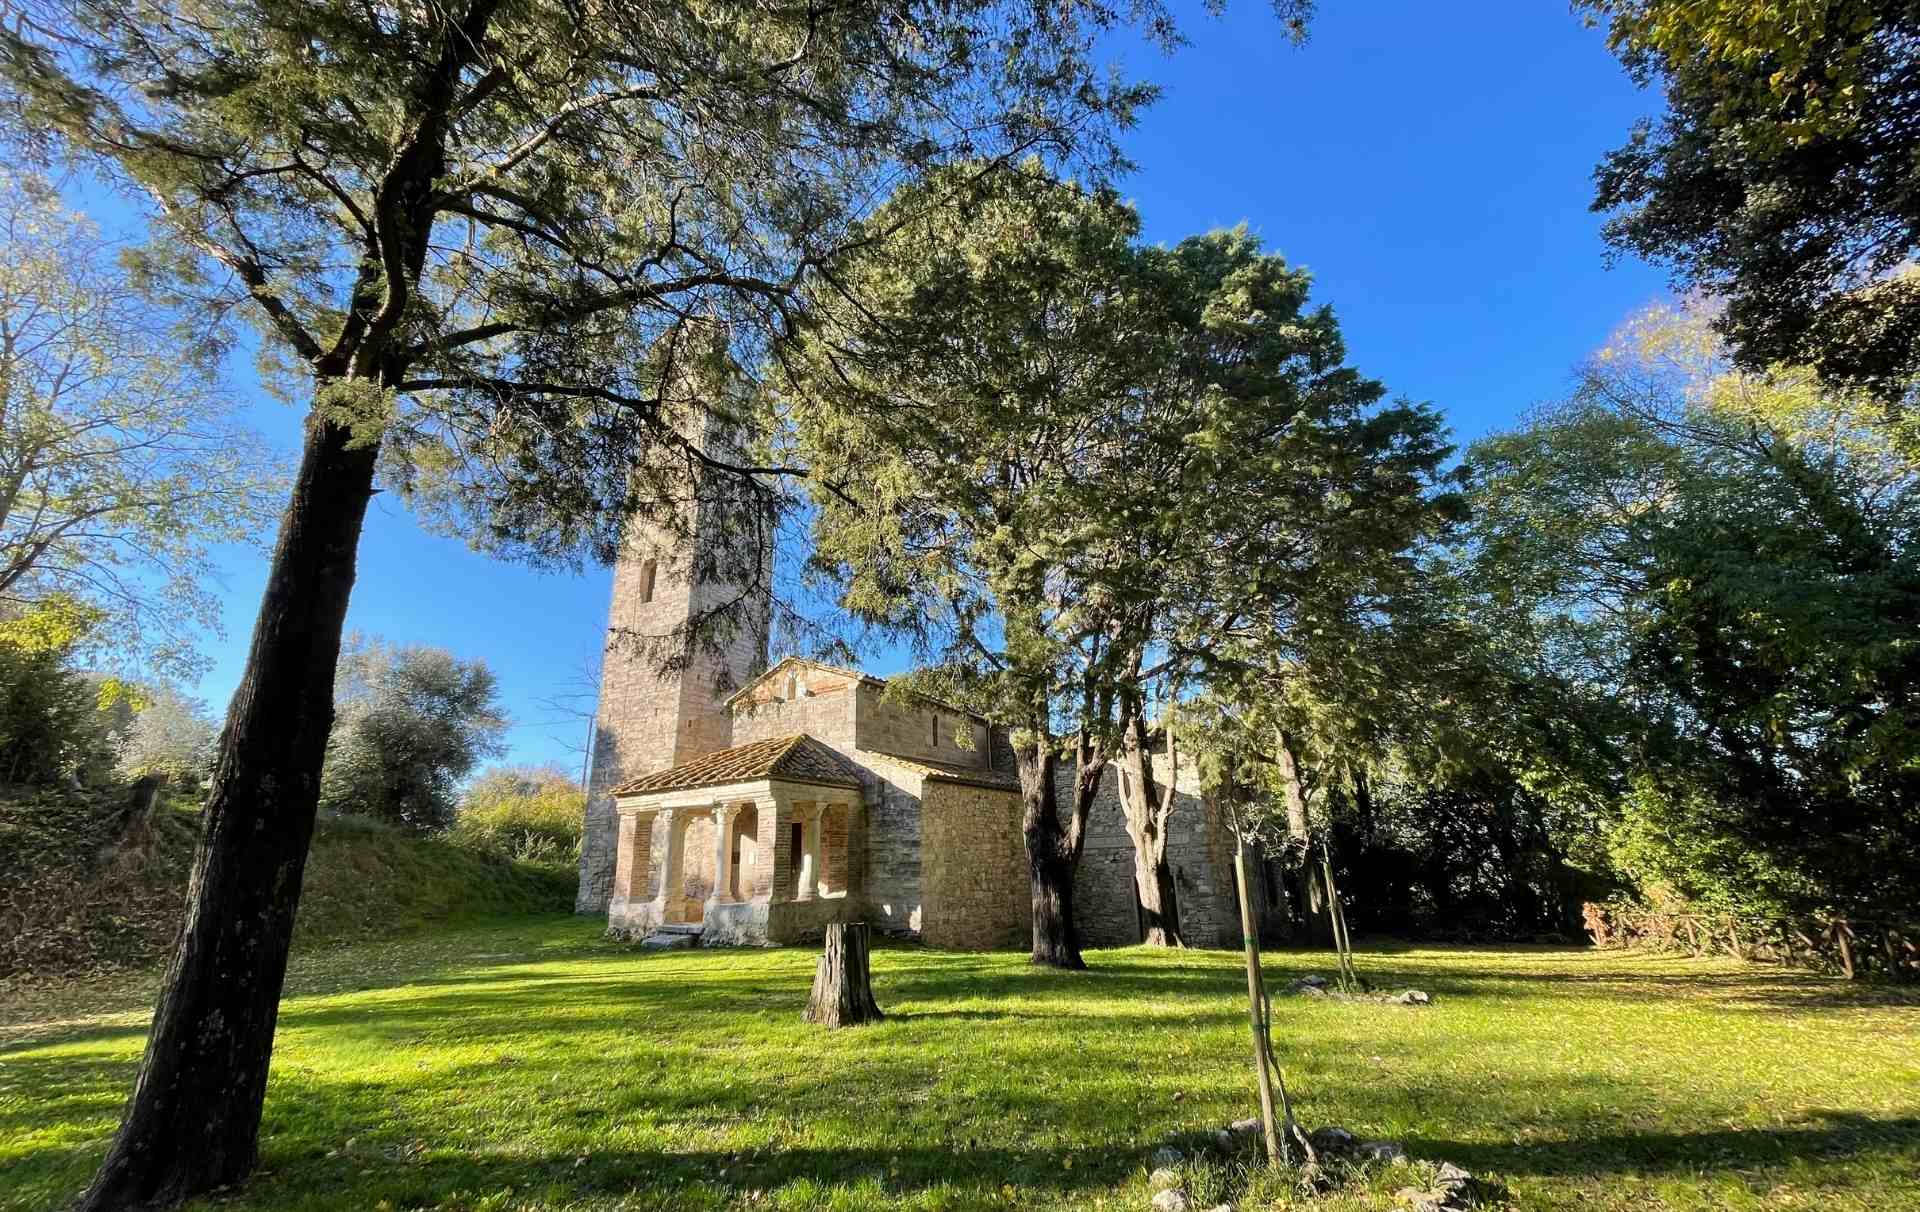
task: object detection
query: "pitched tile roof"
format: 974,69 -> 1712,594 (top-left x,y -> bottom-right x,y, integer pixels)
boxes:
868,751 -> 1022,792
610,734 -> 865,797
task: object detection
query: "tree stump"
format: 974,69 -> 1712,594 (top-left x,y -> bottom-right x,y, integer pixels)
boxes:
804,922 -> 883,1027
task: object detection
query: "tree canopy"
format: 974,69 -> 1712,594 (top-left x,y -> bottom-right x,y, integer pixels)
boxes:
0,173 -> 281,676
1467,300 -> 1920,918
0,2 -> 1320,1202
1583,0 -> 1920,397
320,635 -> 509,834
780,161 -> 1457,964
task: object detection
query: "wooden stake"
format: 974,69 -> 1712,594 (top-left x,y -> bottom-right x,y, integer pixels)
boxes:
1233,837 -> 1283,1164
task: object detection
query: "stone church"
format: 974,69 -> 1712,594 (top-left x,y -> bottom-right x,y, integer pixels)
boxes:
575,523 -> 1272,949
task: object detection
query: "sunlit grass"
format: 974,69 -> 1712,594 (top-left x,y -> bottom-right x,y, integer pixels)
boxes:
3,918 -> 1916,1210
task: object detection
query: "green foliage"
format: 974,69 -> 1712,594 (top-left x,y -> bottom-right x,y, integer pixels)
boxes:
786,162 -> 1452,763
1329,774 -> 1617,941
6,919 -> 1919,1212
452,764 -> 584,865
319,636 -> 509,834
0,0 -> 1257,607
1582,0 -> 1920,394
1467,300 -> 1920,918
0,596 -> 114,785
0,173 -> 283,677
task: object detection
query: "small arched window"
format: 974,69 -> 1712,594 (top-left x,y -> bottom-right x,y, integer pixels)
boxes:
638,559 -> 658,604
785,671 -> 799,701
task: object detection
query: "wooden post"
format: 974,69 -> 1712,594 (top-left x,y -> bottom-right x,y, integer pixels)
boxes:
1318,838 -> 1359,992
1233,838 -> 1283,1163
804,922 -> 883,1027
1835,920 -> 1856,980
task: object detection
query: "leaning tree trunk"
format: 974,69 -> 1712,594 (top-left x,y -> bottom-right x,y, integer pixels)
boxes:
1232,833 -> 1313,1167
804,922 -> 884,1027
77,415 -> 381,1212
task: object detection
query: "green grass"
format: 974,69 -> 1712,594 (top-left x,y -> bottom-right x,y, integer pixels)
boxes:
3,920 -> 1917,1212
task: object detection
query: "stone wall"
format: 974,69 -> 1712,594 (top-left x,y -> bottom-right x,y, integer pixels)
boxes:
857,755 -> 928,935
1059,756 -> 1241,950
853,683 -> 995,769
822,802 -> 851,893
729,683 -> 856,748
921,780 -> 1029,950
1074,784 -> 1143,947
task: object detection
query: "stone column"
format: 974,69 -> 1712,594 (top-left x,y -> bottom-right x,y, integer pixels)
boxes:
655,808 -> 687,920
751,795 -> 780,902
710,803 -> 739,904
611,810 -> 655,903
796,802 -> 823,902
821,803 -> 849,896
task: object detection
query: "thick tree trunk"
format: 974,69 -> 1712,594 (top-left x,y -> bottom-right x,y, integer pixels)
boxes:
1134,847 -> 1181,947
1018,738 -> 1094,969
78,415 -> 380,1212
803,922 -> 883,1027
1275,728 -> 1333,947
1120,705 -> 1184,947
1028,834 -> 1084,969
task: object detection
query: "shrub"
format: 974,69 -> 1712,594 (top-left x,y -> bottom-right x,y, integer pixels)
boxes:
0,598 -> 117,786
452,764 -> 584,865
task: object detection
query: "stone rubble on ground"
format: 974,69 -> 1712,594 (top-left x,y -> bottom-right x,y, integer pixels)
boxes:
1148,1188 -> 1190,1212
1393,1160 -> 1479,1212
1306,1126 -> 1355,1152
1141,1114 -> 1488,1212
1280,974 -> 1434,1006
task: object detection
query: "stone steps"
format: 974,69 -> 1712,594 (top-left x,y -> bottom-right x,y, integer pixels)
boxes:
640,922 -> 704,950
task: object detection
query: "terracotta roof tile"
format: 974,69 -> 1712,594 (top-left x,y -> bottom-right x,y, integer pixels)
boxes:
867,751 -> 1022,792
611,734 -> 864,797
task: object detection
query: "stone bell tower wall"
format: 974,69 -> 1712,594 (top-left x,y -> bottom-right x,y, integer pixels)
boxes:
575,479 -> 772,915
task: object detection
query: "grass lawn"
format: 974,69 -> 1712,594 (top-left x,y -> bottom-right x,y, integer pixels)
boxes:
3,918 -> 1917,1212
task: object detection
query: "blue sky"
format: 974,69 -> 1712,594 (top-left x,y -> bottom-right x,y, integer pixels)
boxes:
151,1 -> 1670,773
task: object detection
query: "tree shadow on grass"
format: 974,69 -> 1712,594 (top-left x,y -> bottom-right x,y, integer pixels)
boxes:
1413,1111 -> 1920,1179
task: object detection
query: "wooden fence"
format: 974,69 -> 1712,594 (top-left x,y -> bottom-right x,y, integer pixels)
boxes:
1583,904 -> 1918,983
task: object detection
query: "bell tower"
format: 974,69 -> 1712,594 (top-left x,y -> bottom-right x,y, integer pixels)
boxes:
575,447 -> 772,915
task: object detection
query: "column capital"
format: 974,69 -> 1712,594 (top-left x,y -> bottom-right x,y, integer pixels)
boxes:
795,801 -> 824,823
714,801 -> 742,826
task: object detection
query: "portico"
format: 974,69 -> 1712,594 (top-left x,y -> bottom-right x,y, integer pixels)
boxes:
605,735 -> 864,946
